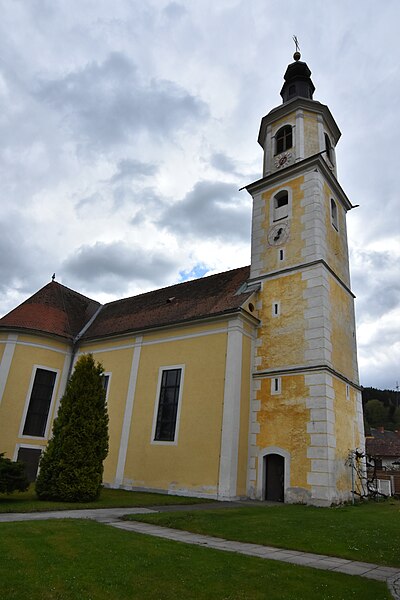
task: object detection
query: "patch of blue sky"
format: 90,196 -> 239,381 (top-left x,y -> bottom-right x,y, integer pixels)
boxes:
179,263 -> 209,282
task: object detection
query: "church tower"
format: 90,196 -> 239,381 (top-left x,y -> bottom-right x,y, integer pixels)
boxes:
245,50 -> 364,505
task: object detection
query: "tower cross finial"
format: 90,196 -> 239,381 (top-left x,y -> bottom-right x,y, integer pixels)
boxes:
292,35 -> 301,61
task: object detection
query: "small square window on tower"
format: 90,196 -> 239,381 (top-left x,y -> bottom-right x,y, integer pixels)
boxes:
271,377 -> 281,395
272,302 -> 280,317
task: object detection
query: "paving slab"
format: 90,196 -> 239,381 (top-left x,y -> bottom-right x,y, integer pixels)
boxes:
0,507 -> 156,522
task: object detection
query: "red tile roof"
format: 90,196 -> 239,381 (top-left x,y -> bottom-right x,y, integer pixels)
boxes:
82,266 -> 253,340
0,267 -> 255,342
366,428 -> 400,458
0,282 -> 100,340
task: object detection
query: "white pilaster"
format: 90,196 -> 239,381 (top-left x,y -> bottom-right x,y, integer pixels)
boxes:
0,334 -> 17,407
114,336 -> 143,487
295,109 -> 304,161
52,351 -> 73,420
264,124 -> 272,176
218,319 -> 243,499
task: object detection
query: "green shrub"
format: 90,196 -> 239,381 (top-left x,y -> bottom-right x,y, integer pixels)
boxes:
0,453 -> 29,494
36,354 -> 109,502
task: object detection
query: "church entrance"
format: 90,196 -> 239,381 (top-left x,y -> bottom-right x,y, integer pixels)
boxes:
264,453 -> 284,502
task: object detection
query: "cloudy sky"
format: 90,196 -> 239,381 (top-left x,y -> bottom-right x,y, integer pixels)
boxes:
0,1 -> 399,390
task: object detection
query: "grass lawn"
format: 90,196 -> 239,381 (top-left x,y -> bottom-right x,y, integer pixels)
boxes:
127,499 -> 400,567
0,485 -> 211,513
0,519 -> 391,600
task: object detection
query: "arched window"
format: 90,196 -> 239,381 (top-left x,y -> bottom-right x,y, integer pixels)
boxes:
275,125 -> 292,155
330,198 -> 338,230
273,190 -> 289,221
325,133 -> 333,163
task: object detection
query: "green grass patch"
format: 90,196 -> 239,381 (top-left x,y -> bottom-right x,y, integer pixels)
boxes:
0,519 -> 391,600
0,485 -> 211,513
127,500 -> 400,567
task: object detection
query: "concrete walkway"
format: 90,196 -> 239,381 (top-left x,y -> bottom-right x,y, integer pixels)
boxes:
1,505 -> 399,599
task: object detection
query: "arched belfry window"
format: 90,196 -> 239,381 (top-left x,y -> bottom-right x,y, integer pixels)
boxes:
273,190 -> 289,221
325,133 -> 333,164
275,125 -> 292,155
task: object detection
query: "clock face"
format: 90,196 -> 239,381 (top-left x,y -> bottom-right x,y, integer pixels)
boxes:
267,222 -> 290,246
274,151 -> 292,169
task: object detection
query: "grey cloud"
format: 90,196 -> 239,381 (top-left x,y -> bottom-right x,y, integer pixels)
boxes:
62,240 -> 178,294
210,152 -> 238,174
158,180 -> 251,242
163,2 -> 187,20
130,187 -> 167,225
109,159 -> 158,183
351,249 -> 400,320
35,53 -> 209,149
0,213 -> 50,303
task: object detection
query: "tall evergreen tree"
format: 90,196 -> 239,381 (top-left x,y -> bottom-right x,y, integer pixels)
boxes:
36,354 -> 109,502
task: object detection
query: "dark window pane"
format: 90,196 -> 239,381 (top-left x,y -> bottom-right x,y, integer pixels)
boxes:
276,126 -> 292,154
23,369 -> 56,437
275,193 -> 288,208
17,447 -> 42,482
102,375 -> 110,394
154,368 -> 181,442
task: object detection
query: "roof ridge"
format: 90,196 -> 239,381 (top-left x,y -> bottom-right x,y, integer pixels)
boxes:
102,265 -> 250,308
45,280 -> 99,305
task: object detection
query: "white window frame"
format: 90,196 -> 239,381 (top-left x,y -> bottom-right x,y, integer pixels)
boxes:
330,198 -> 339,231
270,187 -> 292,224
102,372 -> 112,404
271,377 -> 281,395
13,442 -> 46,462
151,364 -> 185,446
19,365 -> 59,440
273,123 -> 294,156
272,302 -> 280,317
13,443 -> 45,479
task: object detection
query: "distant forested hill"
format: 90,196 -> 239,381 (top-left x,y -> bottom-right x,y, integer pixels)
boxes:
362,387 -> 400,433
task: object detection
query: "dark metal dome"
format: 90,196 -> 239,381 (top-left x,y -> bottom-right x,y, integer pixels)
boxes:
280,55 -> 315,103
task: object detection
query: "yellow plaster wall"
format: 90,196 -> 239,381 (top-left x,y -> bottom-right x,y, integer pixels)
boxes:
303,110 -> 320,156
323,183 -> 350,287
271,114 -> 296,137
333,377 -> 358,492
256,272 -> 307,371
256,374 -> 311,489
329,278 -> 358,382
17,333 -> 68,353
0,335 -> 69,458
236,334 -> 252,496
123,328 -> 229,495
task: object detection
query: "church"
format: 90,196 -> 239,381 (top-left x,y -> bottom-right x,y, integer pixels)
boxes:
0,51 -> 364,506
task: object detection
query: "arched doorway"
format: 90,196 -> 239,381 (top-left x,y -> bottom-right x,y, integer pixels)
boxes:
264,453 -> 285,502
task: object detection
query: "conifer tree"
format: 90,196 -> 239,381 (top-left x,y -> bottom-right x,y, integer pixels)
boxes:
36,354 -> 109,502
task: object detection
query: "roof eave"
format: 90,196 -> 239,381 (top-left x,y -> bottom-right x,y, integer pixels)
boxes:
80,305 -> 260,344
